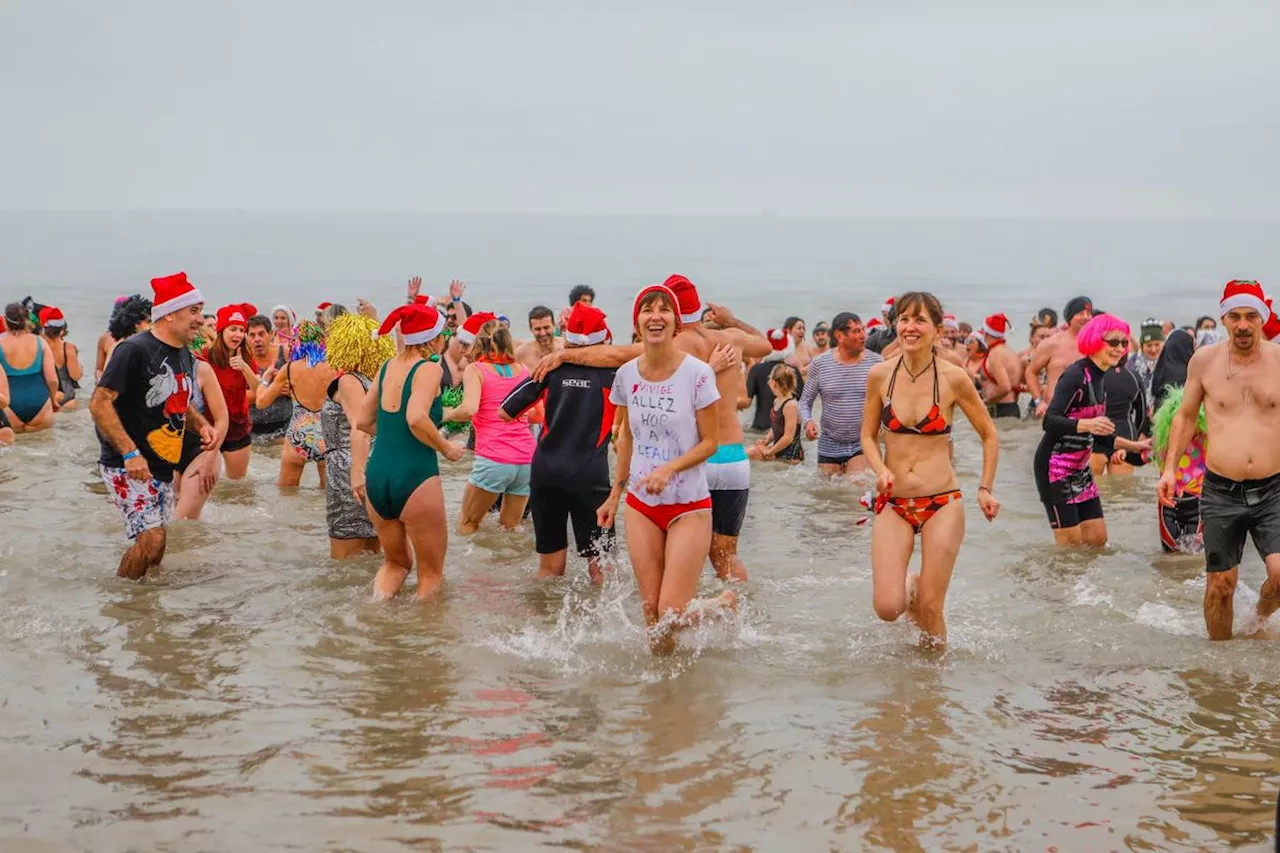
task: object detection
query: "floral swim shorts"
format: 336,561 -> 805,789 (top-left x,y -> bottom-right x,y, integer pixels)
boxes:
100,465 -> 175,540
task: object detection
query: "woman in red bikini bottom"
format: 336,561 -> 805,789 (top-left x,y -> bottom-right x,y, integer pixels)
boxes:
861,292 -> 1002,650
597,283 -> 737,655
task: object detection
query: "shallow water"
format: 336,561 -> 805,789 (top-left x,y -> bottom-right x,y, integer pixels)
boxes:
4,214 -> 1280,850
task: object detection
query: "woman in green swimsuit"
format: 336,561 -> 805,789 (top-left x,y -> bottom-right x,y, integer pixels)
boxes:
356,304 -> 464,601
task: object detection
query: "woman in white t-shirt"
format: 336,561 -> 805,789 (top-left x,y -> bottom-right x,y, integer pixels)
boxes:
599,283 -> 737,655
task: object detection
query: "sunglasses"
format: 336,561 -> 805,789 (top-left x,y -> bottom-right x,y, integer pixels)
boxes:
1102,336 -> 1129,348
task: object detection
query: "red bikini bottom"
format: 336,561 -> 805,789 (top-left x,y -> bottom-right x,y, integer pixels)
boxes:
626,492 -> 713,532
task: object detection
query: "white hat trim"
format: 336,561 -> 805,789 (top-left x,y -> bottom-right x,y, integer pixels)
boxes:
152,287 -> 205,321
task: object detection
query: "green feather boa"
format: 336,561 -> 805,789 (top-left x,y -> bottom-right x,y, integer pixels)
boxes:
1151,385 -> 1206,455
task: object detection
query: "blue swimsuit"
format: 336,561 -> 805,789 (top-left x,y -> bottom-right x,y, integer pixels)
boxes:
0,340 -> 50,423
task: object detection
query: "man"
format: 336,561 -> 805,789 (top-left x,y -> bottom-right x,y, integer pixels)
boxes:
812,321 -> 830,354
569,285 -> 595,306
978,313 -> 1022,418
534,274 -> 770,582
1158,280 -> 1280,641
515,306 -> 562,373
201,313 -> 218,341
90,272 -> 218,580
1026,296 -> 1093,418
501,302 -> 617,582
800,312 -> 884,476
245,314 -> 290,440
744,328 -> 801,432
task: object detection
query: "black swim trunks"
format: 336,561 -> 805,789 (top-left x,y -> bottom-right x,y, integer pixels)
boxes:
818,451 -> 861,467
530,482 -> 613,558
1044,496 -> 1104,530
1200,469 -> 1280,573
988,402 -> 1021,419
710,489 -> 749,537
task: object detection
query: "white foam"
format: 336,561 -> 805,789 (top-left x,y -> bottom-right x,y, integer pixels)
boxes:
1134,602 -> 1201,637
1071,578 -> 1113,608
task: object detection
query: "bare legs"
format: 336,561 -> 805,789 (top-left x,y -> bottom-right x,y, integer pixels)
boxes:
7,401 -> 54,434
367,477 -> 449,601
174,451 -> 222,520
626,506 -> 736,655
118,528 -> 166,580
1051,518 -> 1108,547
710,533 -> 748,583
457,483 -> 526,534
278,450 -> 325,489
1205,555 -> 1280,640
222,446 -> 251,480
871,500 -> 965,650
330,537 -> 380,559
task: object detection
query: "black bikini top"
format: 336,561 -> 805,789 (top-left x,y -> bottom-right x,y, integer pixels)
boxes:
880,355 -> 951,436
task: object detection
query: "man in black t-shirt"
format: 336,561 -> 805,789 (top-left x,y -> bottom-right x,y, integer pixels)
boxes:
500,302 -> 616,582
90,272 -> 217,580
744,328 -> 803,432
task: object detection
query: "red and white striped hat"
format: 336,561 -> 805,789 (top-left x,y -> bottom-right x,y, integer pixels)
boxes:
38,306 -> 66,328
763,327 -> 795,362
564,302 -> 610,346
881,296 -> 896,316
1221,279 -> 1268,319
664,274 -> 704,325
982,313 -> 1010,339
456,312 -> 498,346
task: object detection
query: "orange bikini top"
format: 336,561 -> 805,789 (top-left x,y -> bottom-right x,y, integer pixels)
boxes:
880,355 -> 951,436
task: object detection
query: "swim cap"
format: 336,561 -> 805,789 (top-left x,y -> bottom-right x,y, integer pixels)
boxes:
1063,297 -> 1092,323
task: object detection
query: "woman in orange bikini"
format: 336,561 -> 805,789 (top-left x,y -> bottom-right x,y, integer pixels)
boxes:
861,291 -> 1002,650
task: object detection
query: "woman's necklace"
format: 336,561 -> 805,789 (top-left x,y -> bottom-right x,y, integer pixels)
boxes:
904,354 -> 934,383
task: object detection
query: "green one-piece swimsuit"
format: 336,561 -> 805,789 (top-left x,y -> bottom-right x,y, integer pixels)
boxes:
365,360 -> 444,520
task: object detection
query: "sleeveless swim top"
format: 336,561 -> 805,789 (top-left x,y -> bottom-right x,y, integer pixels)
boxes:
880,355 -> 951,436
473,361 -> 535,465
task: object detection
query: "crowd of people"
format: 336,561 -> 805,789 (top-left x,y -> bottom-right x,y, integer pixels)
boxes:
5,273 -> 1280,650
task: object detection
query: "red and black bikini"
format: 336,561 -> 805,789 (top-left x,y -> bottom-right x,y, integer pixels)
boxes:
876,355 -> 960,532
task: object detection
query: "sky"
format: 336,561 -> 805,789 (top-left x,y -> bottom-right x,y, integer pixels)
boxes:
3,1 -> 1278,218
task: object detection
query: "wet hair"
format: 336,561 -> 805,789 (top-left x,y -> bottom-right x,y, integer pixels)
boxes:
108,295 -> 153,340
246,314 -> 273,334
472,326 -> 516,361
528,305 -> 554,324
769,363 -> 798,399
894,292 -> 944,327
1077,314 -> 1131,357
569,284 -> 595,304
4,302 -> 27,332
784,316 -> 805,332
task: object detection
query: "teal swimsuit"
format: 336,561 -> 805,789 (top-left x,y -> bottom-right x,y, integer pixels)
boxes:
365,360 -> 444,521
0,340 -> 50,423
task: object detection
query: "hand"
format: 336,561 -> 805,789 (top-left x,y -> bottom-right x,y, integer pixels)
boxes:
1132,436 -> 1153,454
351,473 -> 367,506
876,469 -> 894,498
533,352 -> 564,382
229,355 -> 247,372
1110,449 -> 1128,467
705,302 -> 738,328
804,420 -> 819,441
1157,470 -> 1177,508
449,279 -> 466,302
407,276 -> 422,303
1034,400 -> 1049,418
442,441 -> 465,463
357,298 -> 377,320
557,306 -> 572,331
707,343 -> 740,374
262,365 -> 279,384
199,424 -> 219,451
197,456 -> 219,494
641,465 -> 674,496
124,453 -> 152,481
597,495 -> 619,529
1080,417 -> 1116,436
977,488 -> 1000,521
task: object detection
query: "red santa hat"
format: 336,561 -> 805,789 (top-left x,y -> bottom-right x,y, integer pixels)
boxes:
633,283 -> 683,331
412,294 -> 434,306
663,274 -> 704,325
1221,280 -> 1268,319
866,317 -> 883,331
377,304 -> 446,346
151,272 -> 205,321
563,302 -> 611,346
942,314 -> 959,331
316,301 -> 333,312
981,313 -> 1010,339
1264,294 -> 1280,342
456,311 -> 498,346
882,296 -> 896,316
216,302 -> 257,334
38,306 -> 66,328
763,328 -> 795,363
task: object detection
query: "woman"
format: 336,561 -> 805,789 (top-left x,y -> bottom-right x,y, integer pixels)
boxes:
1033,314 -> 1152,546
39,307 -> 81,410
257,320 -> 333,488
200,303 -> 260,480
861,292 -> 1001,650
1,302 -> 58,432
322,312 -> 395,558
963,334 -> 986,386
444,320 -> 536,533
270,305 -> 297,341
356,304 -> 464,600
783,316 -> 813,378
748,363 -> 804,464
1152,385 -> 1205,554
597,284 -> 737,656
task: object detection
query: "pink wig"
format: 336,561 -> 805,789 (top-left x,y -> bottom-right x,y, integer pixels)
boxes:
1076,314 -> 1131,356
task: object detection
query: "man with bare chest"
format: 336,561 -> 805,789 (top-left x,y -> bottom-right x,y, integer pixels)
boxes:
1158,281 -> 1280,640
515,306 -> 562,373
978,313 -> 1024,418
1026,296 -> 1093,418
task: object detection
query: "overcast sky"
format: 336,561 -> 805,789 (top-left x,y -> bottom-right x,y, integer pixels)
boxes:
3,1 -> 1277,217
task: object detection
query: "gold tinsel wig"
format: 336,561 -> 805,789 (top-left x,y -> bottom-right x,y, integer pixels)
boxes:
326,313 -> 395,378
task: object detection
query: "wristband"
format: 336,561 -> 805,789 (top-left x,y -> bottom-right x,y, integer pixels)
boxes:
977,485 -> 992,494
123,449 -> 140,462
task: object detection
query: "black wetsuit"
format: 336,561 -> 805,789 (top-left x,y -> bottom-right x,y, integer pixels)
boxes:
1100,355 -> 1148,465
501,363 -> 617,559
1034,357 -> 1107,529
